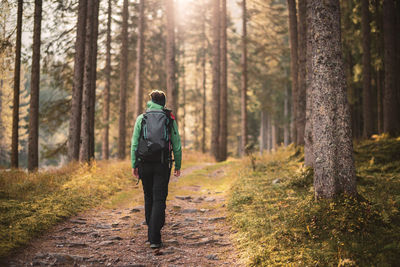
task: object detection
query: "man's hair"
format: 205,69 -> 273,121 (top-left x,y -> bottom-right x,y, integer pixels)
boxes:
149,90 -> 166,106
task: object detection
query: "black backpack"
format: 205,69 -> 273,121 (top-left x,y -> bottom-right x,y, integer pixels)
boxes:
136,109 -> 174,163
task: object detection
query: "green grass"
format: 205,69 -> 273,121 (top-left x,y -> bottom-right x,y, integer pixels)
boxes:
0,160 -> 135,258
228,137 -> 400,266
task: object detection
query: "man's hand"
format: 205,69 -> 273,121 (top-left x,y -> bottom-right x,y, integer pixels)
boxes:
174,169 -> 181,177
132,168 -> 139,178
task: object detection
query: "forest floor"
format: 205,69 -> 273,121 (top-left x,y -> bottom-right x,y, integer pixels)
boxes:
4,162 -> 241,267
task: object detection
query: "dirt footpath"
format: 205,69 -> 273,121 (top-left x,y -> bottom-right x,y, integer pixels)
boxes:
5,165 -> 241,266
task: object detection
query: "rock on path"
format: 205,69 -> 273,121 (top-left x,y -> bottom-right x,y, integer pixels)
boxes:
4,165 -> 240,266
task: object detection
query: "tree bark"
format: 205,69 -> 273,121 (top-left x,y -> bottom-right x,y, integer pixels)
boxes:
287,0 -> 298,145
117,0 -> 129,160
362,0 -> 373,138
260,110 -> 266,154
310,0 -> 357,198
272,118 -> 277,151
201,11 -> 207,154
375,0 -> 384,134
297,0 -> 306,146
266,113 -> 271,151
240,0 -> 248,156
11,0 -> 23,168
283,78 -> 290,147
89,0 -> 100,159
219,0 -> 227,161
383,0 -> 399,136
68,0 -> 87,161
134,0 -> 145,119
166,0 -> 177,112
304,0 -> 313,167
80,0 -> 95,162
102,0 -> 112,160
28,0 -> 42,171
211,0 -> 220,160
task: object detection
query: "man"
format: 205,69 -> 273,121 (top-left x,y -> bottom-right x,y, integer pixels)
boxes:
131,90 -> 182,249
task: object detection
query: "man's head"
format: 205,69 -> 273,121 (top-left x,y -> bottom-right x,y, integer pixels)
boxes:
149,90 -> 166,107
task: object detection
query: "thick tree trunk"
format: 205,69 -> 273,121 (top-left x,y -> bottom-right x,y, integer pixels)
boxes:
80,0 -> 95,162
102,0 -> 112,160
117,0 -> 129,160
297,0 -> 306,145
211,0 -> 220,160
68,0 -> 87,161
219,0 -> 228,161
11,0 -> 23,168
383,0 -> 399,135
362,0 -> 373,138
166,0 -> 177,112
304,0 -> 313,167
134,0 -> 145,119
28,0 -> 42,171
310,0 -> 356,199
89,0 -> 100,159
240,0 -> 248,156
287,0 -> 298,145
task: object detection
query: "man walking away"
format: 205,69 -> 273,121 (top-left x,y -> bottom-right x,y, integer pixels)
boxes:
131,90 -> 182,249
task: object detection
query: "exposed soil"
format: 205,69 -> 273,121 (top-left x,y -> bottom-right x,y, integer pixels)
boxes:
5,165 -> 240,266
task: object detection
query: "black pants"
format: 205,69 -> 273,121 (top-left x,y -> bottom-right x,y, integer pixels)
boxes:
138,162 -> 171,244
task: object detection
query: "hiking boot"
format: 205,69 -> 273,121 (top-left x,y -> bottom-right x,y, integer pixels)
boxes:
150,243 -> 162,249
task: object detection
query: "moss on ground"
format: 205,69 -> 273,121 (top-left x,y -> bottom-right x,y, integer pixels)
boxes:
228,137 -> 400,266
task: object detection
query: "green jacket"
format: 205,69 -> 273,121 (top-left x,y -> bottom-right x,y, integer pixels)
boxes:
131,101 -> 182,170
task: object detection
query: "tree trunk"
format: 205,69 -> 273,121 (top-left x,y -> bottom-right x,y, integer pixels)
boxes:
134,0 -> 145,119
383,0 -> 399,136
266,113 -> 271,151
201,0 -> 207,154
375,0 -> 384,134
310,0 -> 356,199
180,36 -> 186,148
211,0 -> 220,160
89,0 -> 100,159
218,0 -> 228,161
272,118 -> 277,151
166,0 -> 177,112
377,69 -> 384,133
283,83 -> 290,147
80,0 -> 95,162
304,0 -> 313,167
260,110 -> 266,154
11,0 -> 23,168
284,69 -> 290,147
287,0 -> 298,145
117,0 -> 129,160
362,0 -> 373,138
396,0 -> 400,124
28,0 -> 42,171
68,0 -> 87,161
240,0 -> 248,156
102,0 -> 112,160
297,0 -> 306,146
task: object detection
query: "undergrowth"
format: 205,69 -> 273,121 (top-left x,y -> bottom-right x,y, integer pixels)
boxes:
228,136 -> 400,266
0,160 -> 134,258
